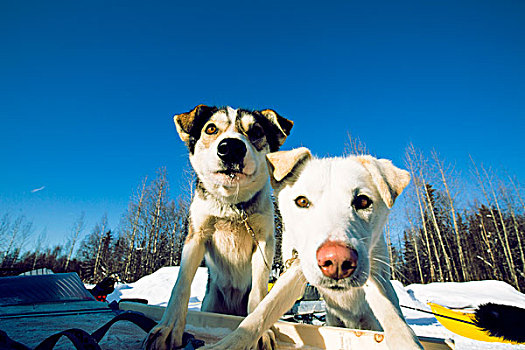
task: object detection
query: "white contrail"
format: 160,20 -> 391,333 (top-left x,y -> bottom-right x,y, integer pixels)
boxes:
31,186 -> 46,193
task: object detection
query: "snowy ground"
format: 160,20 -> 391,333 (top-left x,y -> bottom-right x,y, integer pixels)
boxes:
107,267 -> 525,349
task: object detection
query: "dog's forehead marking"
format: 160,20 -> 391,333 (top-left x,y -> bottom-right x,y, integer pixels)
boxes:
226,106 -> 240,128
209,109 -> 232,128
240,112 -> 255,132
211,107 -> 246,134
218,108 -> 259,136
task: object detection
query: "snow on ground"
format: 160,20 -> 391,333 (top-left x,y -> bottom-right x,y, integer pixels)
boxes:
107,267 -> 525,349
108,266 -> 208,310
392,280 -> 525,349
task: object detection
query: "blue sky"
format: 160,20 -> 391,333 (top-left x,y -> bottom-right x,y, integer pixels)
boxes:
1,1 -> 524,249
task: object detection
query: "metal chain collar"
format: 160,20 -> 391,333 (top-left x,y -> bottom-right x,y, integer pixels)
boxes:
283,249 -> 299,273
239,209 -> 272,271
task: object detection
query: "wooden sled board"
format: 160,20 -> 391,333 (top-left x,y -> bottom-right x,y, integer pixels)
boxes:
119,302 -> 454,350
120,302 -> 453,350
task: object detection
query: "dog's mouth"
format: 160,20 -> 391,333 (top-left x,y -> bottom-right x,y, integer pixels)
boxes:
321,279 -> 353,291
321,279 -> 360,291
324,284 -> 347,291
213,170 -> 248,183
318,269 -> 368,291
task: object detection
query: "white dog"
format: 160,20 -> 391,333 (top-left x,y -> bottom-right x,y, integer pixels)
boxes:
145,105 -> 293,350
208,148 -> 423,350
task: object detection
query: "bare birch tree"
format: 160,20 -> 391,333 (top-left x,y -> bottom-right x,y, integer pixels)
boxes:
483,165 -> 518,288
64,212 -> 85,271
93,214 -> 108,280
432,151 -> 468,281
405,211 -> 425,284
32,228 -> 47,271
2,215 -> 33,267
470,157 -> 519,288
405,144 -> 439,281
124,177 -> 148,280
345,132 -> 370,156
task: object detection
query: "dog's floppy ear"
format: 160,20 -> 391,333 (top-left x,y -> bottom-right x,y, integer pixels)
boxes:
357,156 -> 411,208
174,104 -> 218,143
266,147 -> 312,188
257,109 -> 294,151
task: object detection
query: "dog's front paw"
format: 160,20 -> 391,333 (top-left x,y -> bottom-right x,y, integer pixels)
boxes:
256,328 -> 277,350
203,327 -> 276,350
143,322 -> 184,350
203,332 -> 250,350
204,328 -> 276,350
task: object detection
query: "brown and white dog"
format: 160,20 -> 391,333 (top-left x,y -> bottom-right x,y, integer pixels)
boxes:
207,148 -> 423,350
145,105 -> 293,350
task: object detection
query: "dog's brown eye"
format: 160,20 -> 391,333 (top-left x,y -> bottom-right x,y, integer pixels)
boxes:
295,196 -> 310,208
205,123 -> 218,135
353,195 -> 372,210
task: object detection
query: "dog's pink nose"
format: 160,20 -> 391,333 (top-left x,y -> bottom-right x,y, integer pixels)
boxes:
316,241 -> 358,280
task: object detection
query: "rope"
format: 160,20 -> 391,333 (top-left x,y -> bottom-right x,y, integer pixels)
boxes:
400,305 -> 477,326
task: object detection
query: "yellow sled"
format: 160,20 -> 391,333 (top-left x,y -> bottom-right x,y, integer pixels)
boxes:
429,302 -> 518,344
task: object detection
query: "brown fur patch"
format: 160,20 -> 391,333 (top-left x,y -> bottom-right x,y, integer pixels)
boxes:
185,220 -> 197,242
198,125 -> 222,149
175,104 -> 209,142
356,157 -> 371,166
185,216 -> 216,243
197,112 -> 232,150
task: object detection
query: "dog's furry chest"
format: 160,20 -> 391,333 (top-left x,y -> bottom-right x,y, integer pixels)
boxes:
203,218 -> 256,289
188,185 -> 274,291
207,219 -> 255,263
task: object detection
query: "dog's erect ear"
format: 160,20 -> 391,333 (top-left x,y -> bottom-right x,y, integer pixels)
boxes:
257,109 -> 294,151
266,148 -> 312,188
174,104 -> 218,143
357,156 -> 411,208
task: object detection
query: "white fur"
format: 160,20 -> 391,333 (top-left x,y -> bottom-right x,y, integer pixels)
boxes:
207,150 -> 422,350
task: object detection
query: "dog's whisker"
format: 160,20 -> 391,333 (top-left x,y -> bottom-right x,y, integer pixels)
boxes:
372,257 -> 400,273
371,273 -> 388,286
372,257 -> 410,282
357,236 -> 369,243
372,257 -> 390,266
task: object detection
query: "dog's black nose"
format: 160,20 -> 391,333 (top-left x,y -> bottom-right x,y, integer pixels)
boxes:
217,138 -> 247,163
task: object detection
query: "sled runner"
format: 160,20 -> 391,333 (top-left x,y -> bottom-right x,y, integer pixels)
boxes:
120,301 -> 453,349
